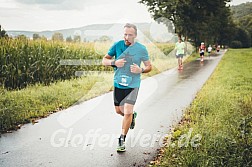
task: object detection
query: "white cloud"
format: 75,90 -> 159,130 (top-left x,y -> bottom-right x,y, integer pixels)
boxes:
229,0 -> 252,5
2,0 -> 251,31
14,0 -> 124,10
0,0 -> 153,31
15,0 -> 85,10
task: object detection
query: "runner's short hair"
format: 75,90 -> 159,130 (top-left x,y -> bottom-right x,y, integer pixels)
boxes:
124,23 -> 137,35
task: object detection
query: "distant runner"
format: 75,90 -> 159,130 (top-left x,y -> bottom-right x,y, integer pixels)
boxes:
199,42 -> 206,62
175,38 -> 186,70
216,45 -> 220,52
207,45 -> 212,58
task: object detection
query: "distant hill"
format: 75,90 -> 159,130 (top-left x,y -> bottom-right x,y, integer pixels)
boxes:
230,1 -> 252,38
231,2 -> 252,20
6,22 -> 177,43
6,23 -> 153,42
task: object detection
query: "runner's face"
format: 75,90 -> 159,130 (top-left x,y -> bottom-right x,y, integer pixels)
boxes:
124,27 -> 136,46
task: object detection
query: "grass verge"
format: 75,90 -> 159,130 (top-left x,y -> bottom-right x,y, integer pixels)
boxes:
0,73 -> 114,132
150,48 -> 252,166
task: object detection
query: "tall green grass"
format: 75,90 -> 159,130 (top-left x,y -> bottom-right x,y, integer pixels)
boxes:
0,73 -> 113,132
151,48 -> 252,166
0,38 -> 177,90
0,38 -> 107,89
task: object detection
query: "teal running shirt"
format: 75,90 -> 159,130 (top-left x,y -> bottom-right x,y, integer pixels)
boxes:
107,40 -> 149,89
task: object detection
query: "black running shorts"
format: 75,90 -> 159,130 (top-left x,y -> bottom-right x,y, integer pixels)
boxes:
113,87 -> 139,106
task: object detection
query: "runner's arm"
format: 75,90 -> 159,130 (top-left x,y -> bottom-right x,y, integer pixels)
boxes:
102,54 -> 126,67
102,54 -> 114,66
141,60 -> 152,73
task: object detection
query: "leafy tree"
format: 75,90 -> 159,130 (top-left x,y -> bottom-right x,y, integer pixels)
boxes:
230,40 -> 242,48
0,25 -> 8,38
66,36 -> 73,42
52,32 -> 64,41
218,19 -> 237,46
33,33 -> 40,40
17,34 -> 28,40
40,35 -> 48,41
237,15 -> 252,47
99,35 -> 111,42
231,2 -> 252,19
73,35 -> 81,43
229,2 -> 252,47
233,27 -> 251,48
139,0 -> 233,46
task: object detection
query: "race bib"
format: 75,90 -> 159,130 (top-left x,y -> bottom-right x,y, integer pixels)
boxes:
117,74 -> 132,86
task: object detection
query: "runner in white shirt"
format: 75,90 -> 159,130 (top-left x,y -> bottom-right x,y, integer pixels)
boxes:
207,45 -> 212,58
175,38 -> 186,70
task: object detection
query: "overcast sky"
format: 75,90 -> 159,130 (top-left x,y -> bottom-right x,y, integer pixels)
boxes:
0,0 -> 251,31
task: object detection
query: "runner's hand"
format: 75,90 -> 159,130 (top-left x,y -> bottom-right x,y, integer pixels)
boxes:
130,63 -> 142,74
115,59 -> 126,67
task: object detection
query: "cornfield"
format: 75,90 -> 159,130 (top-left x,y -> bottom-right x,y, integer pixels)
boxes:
0,38 -> 175,90
0,38 -> 109,90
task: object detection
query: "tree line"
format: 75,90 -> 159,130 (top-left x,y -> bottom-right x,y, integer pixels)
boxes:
31,32 -> 83,43
0,27 -> 81,42
0,25 -> 8,38
139,0 -> 252,48
0,26 -> 112,43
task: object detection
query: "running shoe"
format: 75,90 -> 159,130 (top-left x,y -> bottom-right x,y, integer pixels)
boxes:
130,112 -> 137,129
117,137 -> 126,152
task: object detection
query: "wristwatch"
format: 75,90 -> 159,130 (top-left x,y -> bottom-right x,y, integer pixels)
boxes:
141,68 -> 144,73
111,60 -> 116,67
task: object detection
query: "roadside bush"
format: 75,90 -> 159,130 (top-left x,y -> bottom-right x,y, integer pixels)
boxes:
230,40 -> 243,48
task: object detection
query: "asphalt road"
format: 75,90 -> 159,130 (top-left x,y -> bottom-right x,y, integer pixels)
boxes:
0,50 -> 226,167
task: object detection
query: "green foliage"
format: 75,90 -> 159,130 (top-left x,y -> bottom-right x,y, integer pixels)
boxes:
0,75 -> 113,132
230,40 -> 242,48
0,25 -> 8,38
52,32 -> 64,41
233,28 -> 251,48
231,2 -> 252,19
0,38 -> 105,90
33,33 -> 40,40
139,0 -> 233,46
73,35 -> 81,43
98,35 -> 112,42
66,36 -> 73,42
231,2 -> 252,47
140,0 -> 252,48
151,49 -> 252,166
